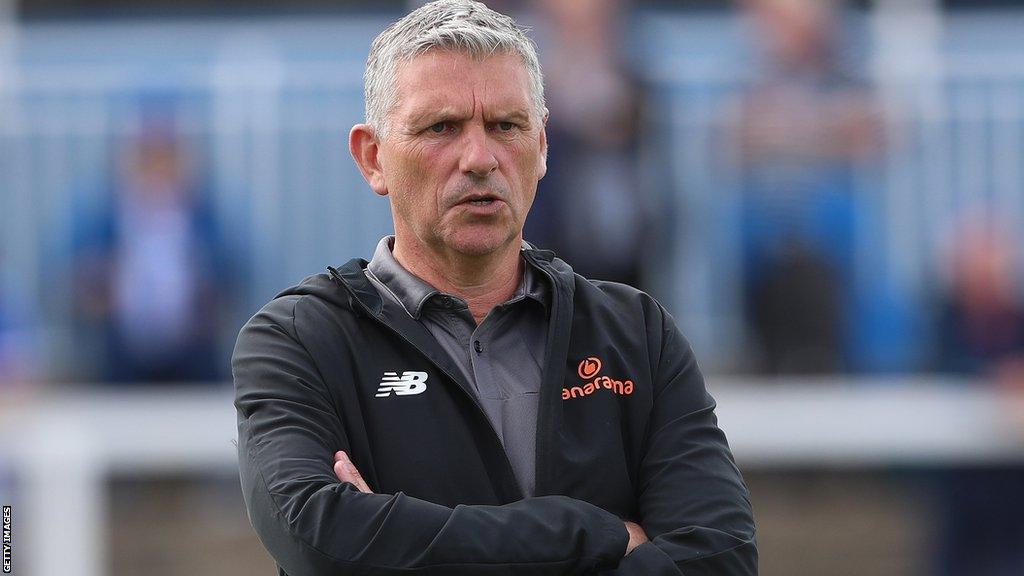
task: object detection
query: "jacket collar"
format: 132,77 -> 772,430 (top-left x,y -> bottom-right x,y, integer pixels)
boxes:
365,236 -> 547,320
329,243 -> 567,317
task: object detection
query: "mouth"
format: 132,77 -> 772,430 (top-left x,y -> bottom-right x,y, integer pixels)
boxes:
457,194 -> 503,207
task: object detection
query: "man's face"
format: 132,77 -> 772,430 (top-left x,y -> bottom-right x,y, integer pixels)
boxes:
374,50 -> 547,257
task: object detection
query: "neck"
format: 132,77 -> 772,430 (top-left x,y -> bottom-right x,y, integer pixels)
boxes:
392,236 -> 523,324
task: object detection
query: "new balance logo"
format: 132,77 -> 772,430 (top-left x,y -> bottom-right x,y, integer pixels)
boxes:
375,371 -> 428,397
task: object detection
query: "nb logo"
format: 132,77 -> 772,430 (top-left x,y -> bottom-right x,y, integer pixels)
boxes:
375,371 -> 428,397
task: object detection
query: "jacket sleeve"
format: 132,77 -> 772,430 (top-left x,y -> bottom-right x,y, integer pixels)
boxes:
232,297 -> 628,576
600,305 -> 758,575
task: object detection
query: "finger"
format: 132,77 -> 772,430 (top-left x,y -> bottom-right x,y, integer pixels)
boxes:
335,455 -> 352,481
333,451 -> 357,485
344,457 -> 373,494
335,451 -> 372,493
333,457 -> 360,488
332,450 -> 352,484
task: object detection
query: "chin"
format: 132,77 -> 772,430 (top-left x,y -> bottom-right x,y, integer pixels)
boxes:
444,227 -> 517,257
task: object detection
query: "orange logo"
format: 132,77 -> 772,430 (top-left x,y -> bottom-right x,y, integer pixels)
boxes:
564,356 -> 633,400
578,357 -> 602,379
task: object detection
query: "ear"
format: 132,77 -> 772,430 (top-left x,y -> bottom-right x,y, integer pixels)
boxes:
349,124 -> 389,196
536,111 -> 549,180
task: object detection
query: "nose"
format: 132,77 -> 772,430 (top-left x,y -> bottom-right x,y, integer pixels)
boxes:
458,124 -> 499,177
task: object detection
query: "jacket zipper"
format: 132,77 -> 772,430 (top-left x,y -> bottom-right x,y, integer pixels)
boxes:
520,250 -> 562,497
328,266 -> 525,502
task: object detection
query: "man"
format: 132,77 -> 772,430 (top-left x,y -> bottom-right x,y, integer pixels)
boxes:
232,1 -> 757,574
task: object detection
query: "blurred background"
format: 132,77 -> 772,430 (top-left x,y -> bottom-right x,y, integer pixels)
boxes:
3,0 -> 1024,574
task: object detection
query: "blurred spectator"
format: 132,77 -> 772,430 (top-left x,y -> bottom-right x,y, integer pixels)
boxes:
936,217 -> 1024,378
735,0 -> 883,373
930,214 -> 1024,576
71,115 -> 233,384
0,255 -> 39,391
527,0 -> 650,288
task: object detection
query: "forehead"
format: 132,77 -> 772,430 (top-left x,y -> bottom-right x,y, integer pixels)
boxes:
391,50 -> 534,118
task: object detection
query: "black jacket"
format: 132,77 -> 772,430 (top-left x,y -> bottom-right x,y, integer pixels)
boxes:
233,248 -> 757,575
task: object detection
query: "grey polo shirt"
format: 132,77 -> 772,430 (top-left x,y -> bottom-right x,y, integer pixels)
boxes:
365,236 -> 549,496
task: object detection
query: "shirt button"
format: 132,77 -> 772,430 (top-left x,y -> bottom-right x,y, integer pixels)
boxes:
473,340 -> 483,354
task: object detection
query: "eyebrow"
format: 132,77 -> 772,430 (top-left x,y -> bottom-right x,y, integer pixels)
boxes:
403,107 -> 467,130
487,109 -> 532,124
403,107 -> 534,130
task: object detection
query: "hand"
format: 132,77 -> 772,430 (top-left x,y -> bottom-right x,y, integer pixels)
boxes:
334,451 -> 373,493
623,520 -> 648,556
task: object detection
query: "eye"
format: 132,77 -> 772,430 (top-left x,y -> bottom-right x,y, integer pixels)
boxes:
498,121 -> 515,131
428,122 -> 449,134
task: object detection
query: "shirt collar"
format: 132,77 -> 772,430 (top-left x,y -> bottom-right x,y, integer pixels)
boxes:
365,235 -> 547,319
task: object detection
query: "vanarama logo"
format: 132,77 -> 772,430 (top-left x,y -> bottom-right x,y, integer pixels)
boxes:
578,356 -> 601,379
563,356 -> 634,400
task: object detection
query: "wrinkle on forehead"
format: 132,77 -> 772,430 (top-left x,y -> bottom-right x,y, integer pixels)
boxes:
391,51 -> 534,129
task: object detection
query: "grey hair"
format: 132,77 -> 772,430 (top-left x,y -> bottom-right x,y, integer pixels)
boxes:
364,0 -> 546,138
